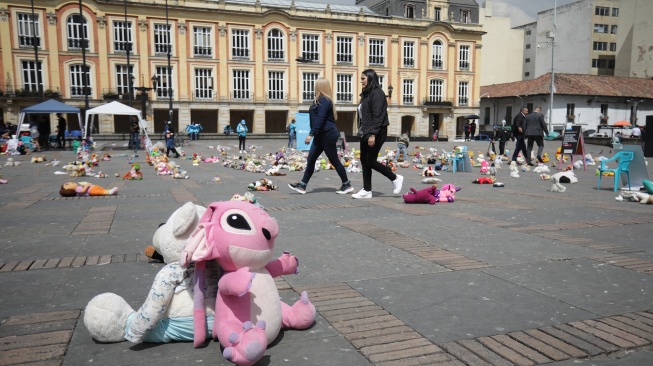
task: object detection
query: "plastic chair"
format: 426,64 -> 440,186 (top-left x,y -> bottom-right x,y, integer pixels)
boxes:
451,146 -> 468,173
597,151 -> 634,192
20,136 -> 34,150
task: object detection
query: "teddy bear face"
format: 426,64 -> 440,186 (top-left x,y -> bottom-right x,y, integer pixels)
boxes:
153,202 -> 207,264
186,201 -> 279,272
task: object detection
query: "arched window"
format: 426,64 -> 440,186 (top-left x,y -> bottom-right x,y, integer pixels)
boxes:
405,5 -> 415,18
432,40 -> 443,69
67,14 -> 88,50
267,29 -> 284,61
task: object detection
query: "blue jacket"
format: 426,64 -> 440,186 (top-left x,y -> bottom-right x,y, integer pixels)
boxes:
237,121 -> 248,137
186,124 -> 202,134
308,96 -> 337,136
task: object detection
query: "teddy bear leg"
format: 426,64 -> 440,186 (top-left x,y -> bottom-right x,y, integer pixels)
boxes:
281,291 -> 316,329
222,320 -> 268,366
83,293 -> 134,342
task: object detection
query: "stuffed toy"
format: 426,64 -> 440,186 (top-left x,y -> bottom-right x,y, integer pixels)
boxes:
473,177 -> 496,184
59,182 -> 118,197
436,183 -> 460,202
480,160 -> 489,175
157,161 -> 172,175
643,179 -> 653,194
421,177 -> 442,184
180,201 -> 316,366
552,171 -> 578,184
102,153 -> 112,161
248,178 -> 278,191
402,185 -> 438,204
4,158 -> 20,166
123,164 -> 143,180
84,202 -> 218,343
420,166 -> 439,177
533,164 -> 550,173
540,173 -> 551,180
542,152 -> 550,163
489,163 -> 496,177
550,176 -> 566,192
30,155 -> 47,163
509,161 -> 520,178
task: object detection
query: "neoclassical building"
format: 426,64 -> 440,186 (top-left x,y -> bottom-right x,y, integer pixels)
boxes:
0,0 -> 482,138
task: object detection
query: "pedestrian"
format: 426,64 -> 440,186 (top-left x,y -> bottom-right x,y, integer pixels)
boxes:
352,69 -> 403,199
129,115 -> 140,156
287,119 -> 297,149
470,120 -> 476,141
37,116 -> 50,150
165,122 -> 180,158
632,124 -> 641,141
511,107 -> 529,164
29,119 -> 41,152
237,117 -> 248,153
464,121 -> 471,141
396,132 -> 409,162
288,77 -> 354,195
524,106 -> 549,165
186,121 -> 202,141
56,113 -> 67,149
491,125 -> 506,156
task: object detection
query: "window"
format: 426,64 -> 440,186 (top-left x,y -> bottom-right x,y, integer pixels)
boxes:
403,41 -> 415,67
526,103 -> 534,113
21,60 -> 43,91
592,59 -> 608,68
608,59 -> 615,69
17,13 -> 40,48
67,15 -> 88,50
460,10 -> 470,23
336,74 -> 353,103
115,65 -> 133,95
268,71 -> 285,101
435,7 -> 441,21
369,39 -> 385,66
458,81 -> 468,106
612,7 -> 619,17
566,103 -> 575,117
525,72 -> 530,77
611,25 -> 618,34
194,68 -> 213,100
193,27 -> 212,57
428,79 -> 443,102
113,21 -> 132,53
232,70 -> 250,100
458,45 -> 470,70
600,104 -> 608,122
301,34 -> 319,62
505,106 -> 512,121
155,65 -> 173,98
525,30 -> 531,36
432,40 -> 443,69
405,5 -> 415,19
594,24 -> 609,33
525,58 -> 531,63
595,6 -> 609,16
70,64 -> 91,97
610,43 -> 617,52
484,107 -> 491,125
402,79 -> 414,105
267,29 -> 284,61
154,24 -> 171,54
336,36 -> 353,64
232,29 -> 250,59
302,72 -> 319,102
526,44 -> 531,49
378,75 -> 385,92
593,42 -> 607,51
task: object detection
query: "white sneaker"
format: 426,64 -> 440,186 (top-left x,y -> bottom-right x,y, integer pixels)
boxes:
392,175 -> 404,195
352,189 -> 372,199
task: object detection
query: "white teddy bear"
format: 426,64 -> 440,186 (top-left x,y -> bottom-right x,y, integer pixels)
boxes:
509,161 -> 520,178
83,202 -> 218,343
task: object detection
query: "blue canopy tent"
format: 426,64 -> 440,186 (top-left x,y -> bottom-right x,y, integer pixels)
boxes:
17,99 -> 82,136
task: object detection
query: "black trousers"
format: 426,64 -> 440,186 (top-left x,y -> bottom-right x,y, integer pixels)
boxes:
512,135 -> 528,162
239,136 -> 246,150
359,126 -> 396,192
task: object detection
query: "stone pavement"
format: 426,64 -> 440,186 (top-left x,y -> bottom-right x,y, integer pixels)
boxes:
1,137 -> 653,366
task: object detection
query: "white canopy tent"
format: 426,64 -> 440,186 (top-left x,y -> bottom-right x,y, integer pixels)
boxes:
84,101 -> 152,153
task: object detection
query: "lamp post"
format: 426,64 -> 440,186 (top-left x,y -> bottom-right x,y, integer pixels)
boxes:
133,75 -> 158,122
386,85 -> 393,99
548,0 -> 557,132
29,0 -> 42,101
165,0 -> 173,124
124,0 -> 132,106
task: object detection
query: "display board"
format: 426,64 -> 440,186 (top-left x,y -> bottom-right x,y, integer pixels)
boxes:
295,112 -> 312,151
561,126 -> 586,171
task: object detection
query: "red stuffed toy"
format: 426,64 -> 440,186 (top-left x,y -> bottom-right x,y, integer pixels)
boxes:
402,185 -> 438,205
472,177 -> 495,184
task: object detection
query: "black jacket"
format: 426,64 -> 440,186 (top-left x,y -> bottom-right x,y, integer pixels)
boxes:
358,87 -> 389,138
524,112 -> 549,137
512,112 -> 526,137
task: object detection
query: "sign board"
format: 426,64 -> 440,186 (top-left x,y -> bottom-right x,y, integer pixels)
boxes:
560,126 -> 586,170
295,112 -> 312,151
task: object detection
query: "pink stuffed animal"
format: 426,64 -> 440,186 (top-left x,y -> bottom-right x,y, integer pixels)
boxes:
181,201 -> 316,366
403,186 -> 437,204
157,161 -> 171,175
480,160 -> 489,175
437,183 -> 460,202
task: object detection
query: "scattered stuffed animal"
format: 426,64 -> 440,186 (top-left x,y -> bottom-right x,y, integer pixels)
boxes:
509,161 -> 520,178
533,164 -> 550,173
102,153 -> 112,161
84,202 -> 218,343
552,171 -> 578,184
573,160 -> 584,170
636,192 -> 653,204
180,201 -> 316,365
542,152 -> 550,163
436,183 -> 460,202
31,156 -> 47,163
540,173 -> 551,180
123,164 -> 143,180
248,178 -> 278,191
420,166 -> 439,177
59,182 -> 118,197
421,177 -> 442,184
402,185 -> 438,204
489,163 -> 496,177
157,161 -> 172,175
473,177 -> 496,184
480,160 -> 489,175
550,176 -> 566,192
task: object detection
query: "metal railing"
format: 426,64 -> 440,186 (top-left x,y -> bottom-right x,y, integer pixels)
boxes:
422,97 -> 453,106
2,85 -> 61,98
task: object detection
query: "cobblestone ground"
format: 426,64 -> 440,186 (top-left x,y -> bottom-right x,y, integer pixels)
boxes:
1,138 -> 652,366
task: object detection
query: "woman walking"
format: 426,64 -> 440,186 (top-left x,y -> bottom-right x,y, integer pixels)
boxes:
237,118 -> 248,153
352,69 -> 403,199
288,78 -> 353,195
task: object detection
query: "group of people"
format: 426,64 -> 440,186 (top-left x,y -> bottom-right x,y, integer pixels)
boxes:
510,106 -> 550,165
287,69 -> 403,198
464,120 -> 477,141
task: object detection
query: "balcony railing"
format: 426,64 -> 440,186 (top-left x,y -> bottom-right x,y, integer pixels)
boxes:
422,98 -> 453,106
19,36 -> 40,48
232,91 -> 251,102
458,97 -> 468,106
459,61 -> 470,71
403,96 -> 414,105
155,44 -> 172,54
71,86 -> 93,98
232,49 -> 250,60
266,92 -> 288,103
369,56 -> 384,66
114,41 -> 133,53
336,93 -> 353,103
403,58 -> 415,68
268,50 -> 284,61
68,39 -> 89,50
194,46 -> 212,57
3,85 -> 61,99
302,91 -> 315,103
193,91 -> 216,101
432,60 -> 443,69
336,54 -> 353,64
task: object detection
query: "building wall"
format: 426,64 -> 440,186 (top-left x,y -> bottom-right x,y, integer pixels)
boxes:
615,0 -> 653,78
479,1 -> 523,86
514,23 -> 537,80
0,0 -> 483,138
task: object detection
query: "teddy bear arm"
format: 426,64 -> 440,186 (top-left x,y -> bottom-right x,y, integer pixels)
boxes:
124,264 -> 186,343
265,252 -> 299,277
217,267 -> 255,297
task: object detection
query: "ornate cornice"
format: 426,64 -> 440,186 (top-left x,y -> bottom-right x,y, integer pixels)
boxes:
290,30 -> 296,42
97,16 -> 106,29
219,25 -> 227,37
358,35 -> 365,46
0,8 -> 8,22
325,33 -> 332,44
255,28 -> 262,40
139,20 -> 148,32
46,12 -> 57,25
178,23 -> 186,35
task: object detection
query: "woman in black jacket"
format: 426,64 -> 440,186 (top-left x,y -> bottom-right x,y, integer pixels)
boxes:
353,69 -> 403,199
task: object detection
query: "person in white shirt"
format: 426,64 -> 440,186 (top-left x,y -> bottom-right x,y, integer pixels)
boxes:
632,125 -> 641,139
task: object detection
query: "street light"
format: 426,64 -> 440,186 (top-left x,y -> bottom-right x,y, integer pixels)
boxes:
133,74 -> 158,122
165,0 -> 173,124
386,85 -> 393,99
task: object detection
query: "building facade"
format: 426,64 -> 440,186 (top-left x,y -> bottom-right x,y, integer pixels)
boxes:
479,0 -> 524,86
614,0 -> 653,78
0,0 -> 482,139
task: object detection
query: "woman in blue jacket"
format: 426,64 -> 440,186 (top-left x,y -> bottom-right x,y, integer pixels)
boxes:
288,77 -> 353,195
236,118 -> 248,153
353,69 -> 403,199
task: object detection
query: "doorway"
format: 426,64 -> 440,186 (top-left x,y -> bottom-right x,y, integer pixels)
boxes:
230,110 -> 255,132
154,109 -> 179,133
400,116 -> 415,137
429,113 -> 441,137
265,110 -> 288,133
337,111 -> 356,136
191,109 -> 219,133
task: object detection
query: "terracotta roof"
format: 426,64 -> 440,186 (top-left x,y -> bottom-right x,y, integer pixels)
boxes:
481,73 -> 653,100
